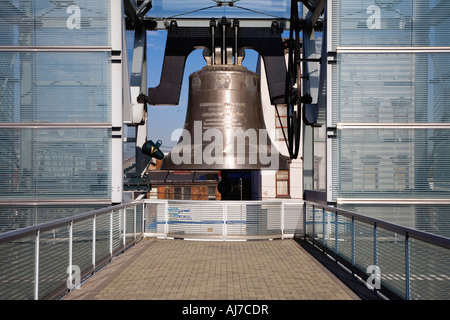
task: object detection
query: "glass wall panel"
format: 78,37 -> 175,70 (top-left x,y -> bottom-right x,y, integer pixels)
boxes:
0,0 -> 111,46
0,51 -> 111,123
0,128 -> 112,200
332,53 -> 450,124
334,0 -> 450,47
332,128 -> 450,199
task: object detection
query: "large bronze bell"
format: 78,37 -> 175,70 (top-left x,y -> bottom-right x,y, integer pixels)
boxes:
161,55 -> 289,171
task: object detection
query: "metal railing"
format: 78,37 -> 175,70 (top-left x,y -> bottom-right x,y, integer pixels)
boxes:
1,198 -> 449,300
143,199 -> 304,241
0,201 -> 145,300
304,201 -> 450,300
0,199 -> 303,300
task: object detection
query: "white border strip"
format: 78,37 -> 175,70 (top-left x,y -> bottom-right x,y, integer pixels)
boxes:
337,46 -> 450,53
0,46 -> 112,52
337,198 -> 450,205
336,123 -> 450,129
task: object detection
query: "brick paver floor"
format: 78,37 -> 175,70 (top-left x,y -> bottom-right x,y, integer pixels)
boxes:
63,238 -> 360,300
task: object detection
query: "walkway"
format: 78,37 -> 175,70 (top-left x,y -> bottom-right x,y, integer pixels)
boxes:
63,238 -> 364,300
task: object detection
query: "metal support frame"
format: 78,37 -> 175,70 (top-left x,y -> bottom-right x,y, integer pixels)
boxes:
147,22 -> 288,106
123,0 -> 153,194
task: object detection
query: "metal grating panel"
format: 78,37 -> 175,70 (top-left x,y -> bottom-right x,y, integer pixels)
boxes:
38,226 -> 69,299
283,202 -> 303,235
95,213 -> 110,262
377,228 -> 406,298
410,239 -> 450,300
353,220 -> 374,272
111,209 -> 123,252
336,215 -> 353,264
0,236 -> 35,299
167,201 -> 223,237
72,218 -> 93,274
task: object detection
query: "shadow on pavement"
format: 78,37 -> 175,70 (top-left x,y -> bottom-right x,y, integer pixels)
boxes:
295,239 -> 383,300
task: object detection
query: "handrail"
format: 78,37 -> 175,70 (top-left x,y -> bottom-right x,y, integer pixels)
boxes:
304,200 -> 450,249
0,200 -> 143,244
2,198 -> 448,300
0,200 -> 146,300
303,200 -> 450,300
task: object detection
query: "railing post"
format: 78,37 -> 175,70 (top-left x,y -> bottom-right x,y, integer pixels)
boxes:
281,201 -> 285,240
134,205 -> 137,241
142,202 -> 146,234
164,201 -> 169,238
92,214 -> 96,270
123,208 -> 126,248
351,216 -> 355,267
302,202 -> 306,239
109,210 -> 113,257
68,220 -> 73,287
223,202 -> 228,241
335,210 -> 338,255
34,229 -> 40,300
374,222 -> 378,267
322,207 -> 326,246
312,205 -> 315,244
405,232 -> 411,300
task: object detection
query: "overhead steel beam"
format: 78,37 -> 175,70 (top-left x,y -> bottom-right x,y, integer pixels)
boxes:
152,18 -> 290,31
148,23 -> 288,106
124,0 -> 153,30
304,0 -> 325,33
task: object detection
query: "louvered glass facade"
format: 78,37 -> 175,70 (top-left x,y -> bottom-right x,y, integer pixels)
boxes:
327,0 -> 450,237
0,0 -> 123,232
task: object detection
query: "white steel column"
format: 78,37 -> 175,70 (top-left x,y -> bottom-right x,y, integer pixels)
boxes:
111,0 -> 124,204
34,230 -> 40,300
